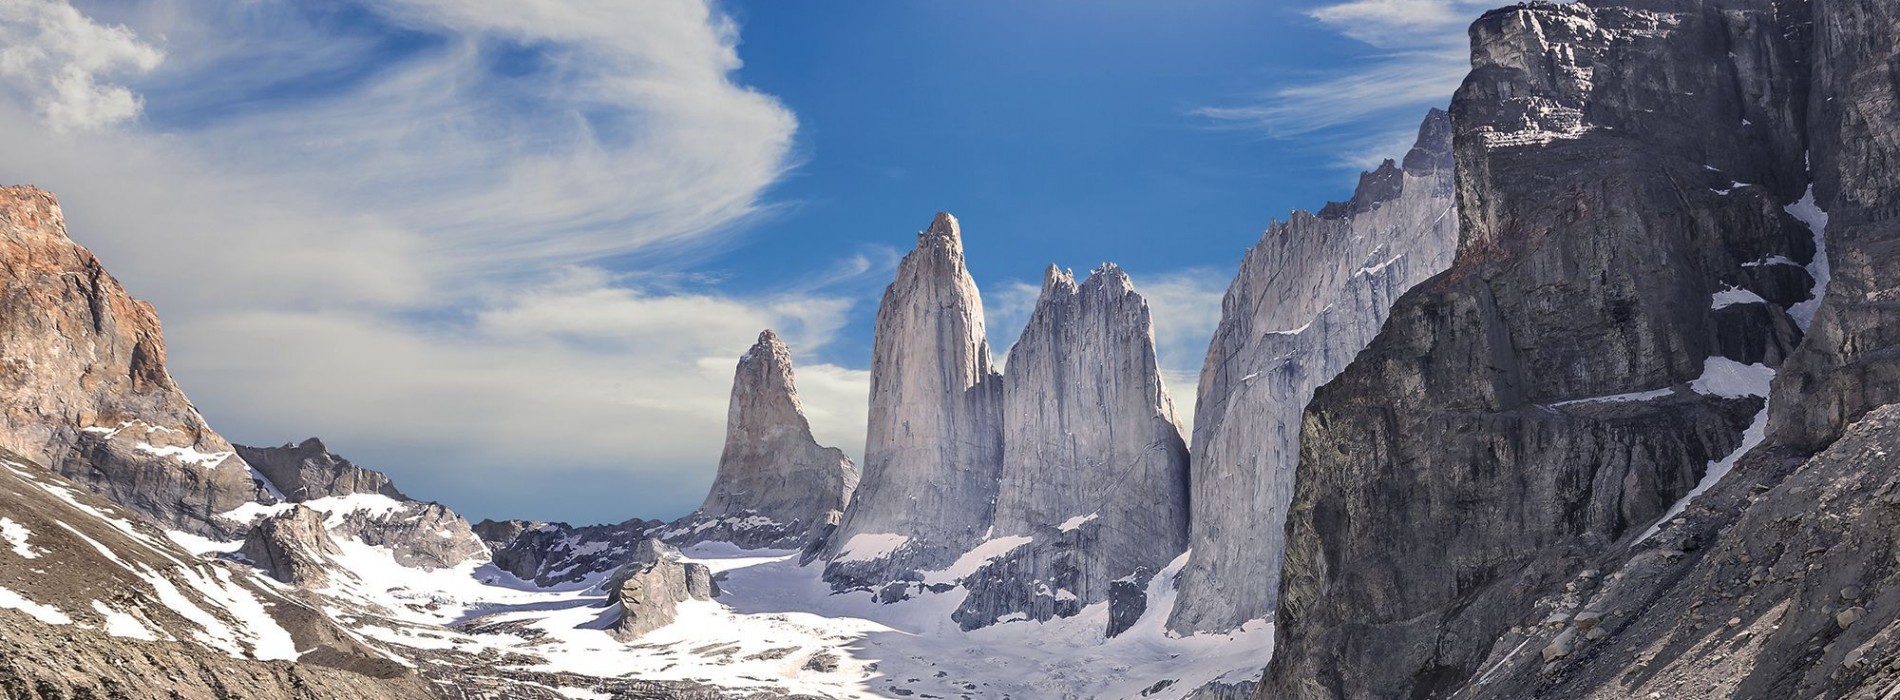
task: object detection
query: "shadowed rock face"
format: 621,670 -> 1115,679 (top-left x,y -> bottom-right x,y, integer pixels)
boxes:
1168,109 -> 1462,635
823,212 -> 1006,590
663,330 -> 858,551
474,517 -> 663,587
1262,0 -> 1828,697
1446,1 -> 1900,697
1767,0 -> 1900,452
954,264 -> 1190,633
0,187 -> 268,537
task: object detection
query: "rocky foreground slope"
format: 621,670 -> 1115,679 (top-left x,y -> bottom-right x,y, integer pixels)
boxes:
1262,0 -> 1899,697
0,446 -> 433,699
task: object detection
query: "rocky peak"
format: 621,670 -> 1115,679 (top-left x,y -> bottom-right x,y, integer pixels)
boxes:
237,505 -> 342,586
1042,263 -> 1076,293
234,437 -> 405,503
822,211 -> 1005,591
956,262 -> 1190,633
1317,159 -> 1404,220
918,211 -> 961,250
662,328 -> 858,551
0,186 -> 266,537
1401,107 -> 1455,175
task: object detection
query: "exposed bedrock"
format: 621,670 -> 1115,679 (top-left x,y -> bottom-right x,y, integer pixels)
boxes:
0,187 -> 269,537
1262,0 -> 1826,697
822,213 -> 1006,591
954,264 -> 1190,633
604,539 -> 719,641
1168,108 -> 1462,635
663,330 -> 858,552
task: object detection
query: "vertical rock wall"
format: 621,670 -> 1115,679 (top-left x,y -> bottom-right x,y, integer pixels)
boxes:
1167,110 -> 1462,634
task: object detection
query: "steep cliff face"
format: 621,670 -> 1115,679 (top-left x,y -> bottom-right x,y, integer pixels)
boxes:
823,212 -> 1006,590
0,187 -> 267,537
663,330 -> 858,551
1447,2 -> 1900,697
1767,0 -> 1900,452
1263,1 -> 1824,697
1168,109 -> 1461,635
952,264 -> 1190,632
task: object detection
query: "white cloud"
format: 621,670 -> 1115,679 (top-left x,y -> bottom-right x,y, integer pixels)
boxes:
0,0 -> 162,130
1308,0 -> 1497,48
1130,268 -> 1228,430
1198,0 -> 1488,167
0,0 -> 845,523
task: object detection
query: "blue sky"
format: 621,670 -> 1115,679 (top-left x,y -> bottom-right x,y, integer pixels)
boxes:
0,0 -> 1487,524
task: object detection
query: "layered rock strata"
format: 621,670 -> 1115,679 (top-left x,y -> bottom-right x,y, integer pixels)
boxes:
1168,108 -> 1462,634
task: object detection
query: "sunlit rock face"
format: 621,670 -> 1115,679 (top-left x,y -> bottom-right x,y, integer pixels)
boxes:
1166,109 -> 1462,635
822,212 -> 1007,592
953,263 -> 1190,633
663,330 -> 858,552
0,186 -> 269,538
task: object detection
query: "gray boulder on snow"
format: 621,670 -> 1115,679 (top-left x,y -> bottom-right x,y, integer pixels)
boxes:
604,539 -> 719,641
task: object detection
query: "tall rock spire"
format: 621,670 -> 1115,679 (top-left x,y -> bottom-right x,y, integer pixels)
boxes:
953,263 -> 1190,634
823,212 -> 1005,591
664,330 -> 858,551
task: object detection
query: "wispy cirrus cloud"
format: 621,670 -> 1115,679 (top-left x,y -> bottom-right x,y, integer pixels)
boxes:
1198,0 -> 1491,167
0,0 -> 856,523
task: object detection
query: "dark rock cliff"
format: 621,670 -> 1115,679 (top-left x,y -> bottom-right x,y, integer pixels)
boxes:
1263,0 -> 1840,697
